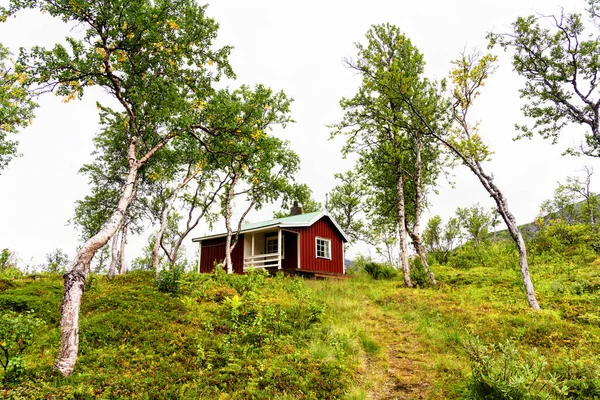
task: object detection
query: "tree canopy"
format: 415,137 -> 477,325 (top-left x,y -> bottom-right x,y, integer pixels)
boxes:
0,43 -> 36,172
490,0 -> 600,156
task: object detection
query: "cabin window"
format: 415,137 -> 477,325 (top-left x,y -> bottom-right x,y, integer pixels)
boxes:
316,237 -> 331,259
265,235 -> 284,258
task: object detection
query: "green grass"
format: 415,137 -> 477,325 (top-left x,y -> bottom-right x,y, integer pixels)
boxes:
1,261 -> 600,399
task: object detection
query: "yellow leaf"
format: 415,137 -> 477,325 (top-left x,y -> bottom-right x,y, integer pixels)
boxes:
62,91 -> 77,104
167,20 -> 179,30
16,72 -> 27,84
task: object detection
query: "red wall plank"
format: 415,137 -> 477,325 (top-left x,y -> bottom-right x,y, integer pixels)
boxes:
287,217 -> 344,274
200,235 -> 245,274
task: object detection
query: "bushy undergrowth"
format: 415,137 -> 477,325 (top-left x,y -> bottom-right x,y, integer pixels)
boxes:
1,251 -> 599,399
0,310 -> 44,383
464,337 -> 550,399
352,255 -> 398,280
527,221 -> 600,267
0,270 -> 355,399
409,257 -> 430,287
447,240 -> 518,270
156,264 -> 184,293
464,336 -> 600,399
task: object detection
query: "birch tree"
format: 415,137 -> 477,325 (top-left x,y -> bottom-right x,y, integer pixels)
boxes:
327,171 -> 367,244
148,139 -> 228,276
183,84 -> 297,273
540,166 -> 600,227
490,0 -> 600,156
5,0 -> 233,375
332,24 -> 444,287
423,215 -> 461,264
399,51 -> 540,309
71,118 -> 149,278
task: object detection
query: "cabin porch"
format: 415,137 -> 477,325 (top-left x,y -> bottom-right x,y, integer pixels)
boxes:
242,228 -> 299,272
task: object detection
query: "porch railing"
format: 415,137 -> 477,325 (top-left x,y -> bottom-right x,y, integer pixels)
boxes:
244,252 -> 280,269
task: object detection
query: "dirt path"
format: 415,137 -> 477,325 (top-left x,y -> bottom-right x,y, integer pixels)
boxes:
360,298 -> 434,399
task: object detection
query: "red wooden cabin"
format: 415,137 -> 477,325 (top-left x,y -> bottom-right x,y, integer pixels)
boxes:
192,210 -> 349,275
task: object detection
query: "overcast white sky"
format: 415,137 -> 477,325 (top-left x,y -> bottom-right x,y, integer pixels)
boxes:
0,0 -> 596,268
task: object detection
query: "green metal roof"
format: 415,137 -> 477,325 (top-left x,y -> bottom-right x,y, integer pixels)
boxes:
240,211 -> 322,231
192,210 -> 350,242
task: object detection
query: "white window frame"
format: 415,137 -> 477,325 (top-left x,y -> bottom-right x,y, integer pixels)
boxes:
315,237 -> 331,260
266,234 -> 284,259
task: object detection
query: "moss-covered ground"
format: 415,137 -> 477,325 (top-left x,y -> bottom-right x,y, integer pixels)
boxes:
1,261 -> 599,399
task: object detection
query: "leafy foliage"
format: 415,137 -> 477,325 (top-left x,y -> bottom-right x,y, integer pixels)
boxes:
0,248 -> 16,271
409,257 -> 431,288
331,23 -> 446,287
490,1 -> 600,156
156,265 -> 184,294
0,310 -> 43,383
0,43 -> 37,172
354,256 -> 398,280
44,248 -> 69,273
424,215 -> 461,264
539,167 -> 600,227
274,183 -> 322,218
327,171 -> 367,244
464,336 -> 600,399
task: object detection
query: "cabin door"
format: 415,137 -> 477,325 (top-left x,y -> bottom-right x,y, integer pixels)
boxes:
281,231 -> 298,270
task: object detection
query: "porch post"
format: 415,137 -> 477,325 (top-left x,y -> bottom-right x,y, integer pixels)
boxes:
251,233 -> 255,268
277,229 -> 282,270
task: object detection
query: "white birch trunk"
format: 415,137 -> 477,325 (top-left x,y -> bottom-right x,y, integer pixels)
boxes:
223,174 -> 238,274
54,141 -> 140,376
408,134 -> 437,286
396,164 -> 413,288
438,136 -> 540,309
119,224 -> 127,275
107,230 -> 120,279
153,194 -> 178,277
490,186 -> 540,310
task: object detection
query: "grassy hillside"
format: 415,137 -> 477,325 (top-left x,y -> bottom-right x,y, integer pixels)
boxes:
1,262 -> 600,399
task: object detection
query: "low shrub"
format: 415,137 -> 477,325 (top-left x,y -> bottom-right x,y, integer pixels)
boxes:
156,265 -> 184,294
365,261 -> 398,280
550,357 -> 600,398
463,336 -> 600,399
463,337 -> 551,399
0,267 -> 22,280
410,257 -> 430,288
0,310 -> 44,383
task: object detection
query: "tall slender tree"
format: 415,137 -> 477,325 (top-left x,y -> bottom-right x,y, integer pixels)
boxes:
398,51 -> 540,309
194,85 -> 297,274
332,24 -> 444,287
5,0 -> 233,375
149,158 -> 228,275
